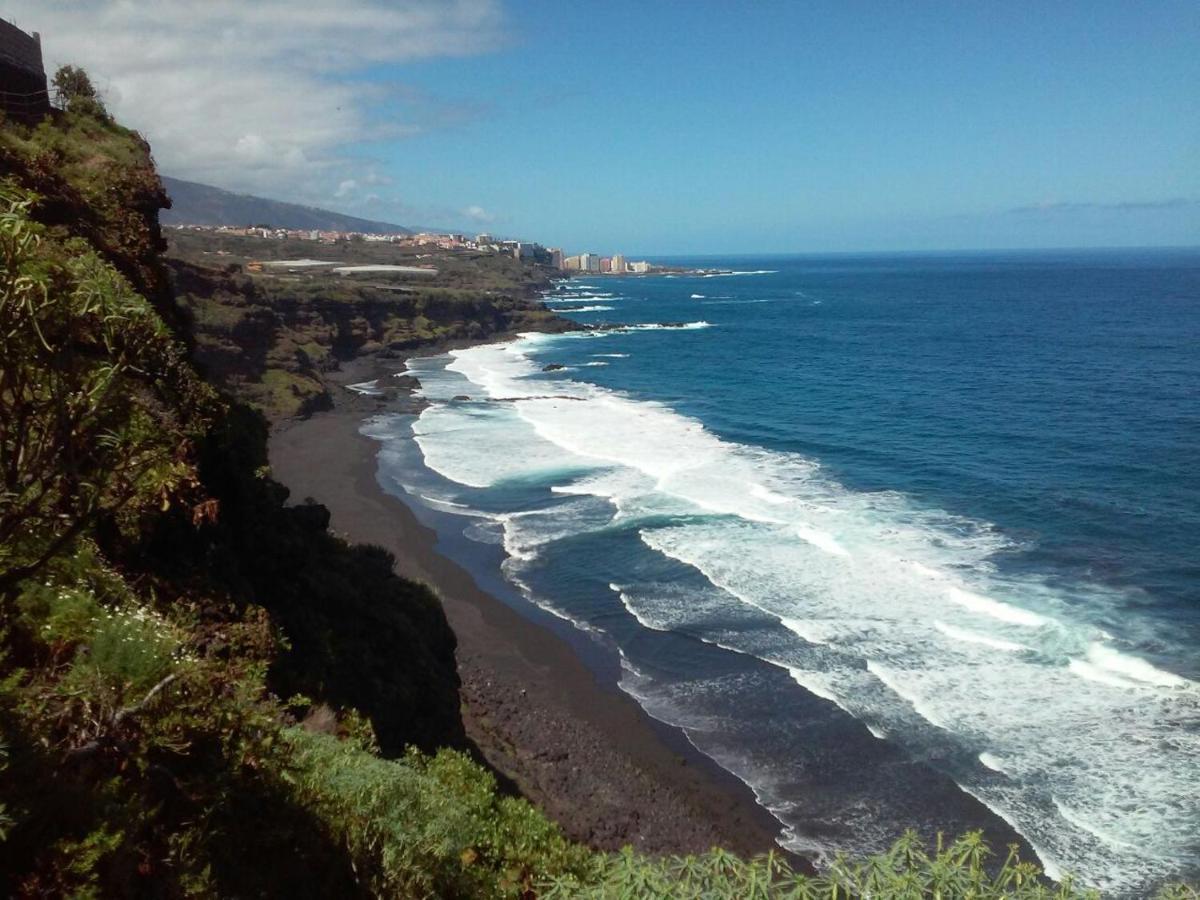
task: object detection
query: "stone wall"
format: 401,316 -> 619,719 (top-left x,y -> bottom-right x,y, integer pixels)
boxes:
0,19 -> 44,75
0,19 -> 48,119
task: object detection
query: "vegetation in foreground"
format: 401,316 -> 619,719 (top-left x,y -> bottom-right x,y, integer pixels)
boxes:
0,75 -> 1194,898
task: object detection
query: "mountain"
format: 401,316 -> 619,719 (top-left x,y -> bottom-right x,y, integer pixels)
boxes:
160,175 -> 414,234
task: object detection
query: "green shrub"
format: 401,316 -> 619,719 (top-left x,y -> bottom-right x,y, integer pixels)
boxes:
65,603 -> 182,696
0,184 -> 217,592
280,728 -> 592,898
539,829 -> 1196,899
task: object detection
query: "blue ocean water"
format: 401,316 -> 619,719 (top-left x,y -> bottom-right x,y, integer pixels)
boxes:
364,249 -> 1200,894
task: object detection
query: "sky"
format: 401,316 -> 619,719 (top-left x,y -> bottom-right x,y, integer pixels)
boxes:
10,0 -> 1199,254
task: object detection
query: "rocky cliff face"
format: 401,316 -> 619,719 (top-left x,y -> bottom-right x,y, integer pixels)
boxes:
167,237 -> 573,418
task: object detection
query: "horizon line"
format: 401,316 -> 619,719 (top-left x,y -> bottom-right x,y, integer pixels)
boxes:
619,244 -> 1200,260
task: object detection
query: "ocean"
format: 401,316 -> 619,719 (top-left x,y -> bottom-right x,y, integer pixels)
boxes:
362,249 -> 1200,894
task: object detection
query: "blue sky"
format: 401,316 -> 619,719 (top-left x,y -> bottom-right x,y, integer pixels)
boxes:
21,0 -> 1200,253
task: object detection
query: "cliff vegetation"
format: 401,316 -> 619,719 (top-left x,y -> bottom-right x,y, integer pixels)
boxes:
166,228 -> 571,419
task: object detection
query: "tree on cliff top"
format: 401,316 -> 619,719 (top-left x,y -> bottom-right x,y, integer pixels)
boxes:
51,65 -> 105,117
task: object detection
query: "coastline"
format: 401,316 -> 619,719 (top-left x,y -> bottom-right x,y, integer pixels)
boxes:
268,347 -> 790,859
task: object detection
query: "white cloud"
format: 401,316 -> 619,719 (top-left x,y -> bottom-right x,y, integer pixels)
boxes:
9,1 -> 506,202
462,204 -> 495,223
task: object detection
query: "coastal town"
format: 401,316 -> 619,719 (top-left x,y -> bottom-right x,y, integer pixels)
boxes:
167,222 -> 663,275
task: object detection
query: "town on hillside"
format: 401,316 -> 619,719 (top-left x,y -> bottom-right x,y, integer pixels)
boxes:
167,223 -> 663,275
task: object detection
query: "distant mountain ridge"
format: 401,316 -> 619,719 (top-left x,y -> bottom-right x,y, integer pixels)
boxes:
160,175 -> 414,234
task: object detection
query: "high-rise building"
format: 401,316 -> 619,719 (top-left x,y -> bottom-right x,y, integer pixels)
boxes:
600,257 -> 612,273
550,248 -> 564,270
563,255 -> 582,271
579,253 -> 595,271
611,254 -> 627,273
630,260 -> 651,274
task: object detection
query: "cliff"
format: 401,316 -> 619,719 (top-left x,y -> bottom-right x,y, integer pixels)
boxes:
0,95 -> 523,896
163,226 -> 572,419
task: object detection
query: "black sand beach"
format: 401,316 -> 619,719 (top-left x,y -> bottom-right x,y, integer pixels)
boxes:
268,353 -> 788,859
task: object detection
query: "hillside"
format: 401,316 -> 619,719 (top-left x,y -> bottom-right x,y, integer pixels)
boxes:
160,175 -> 414,234
164,225 -> 570,419
0,97 -> 586,897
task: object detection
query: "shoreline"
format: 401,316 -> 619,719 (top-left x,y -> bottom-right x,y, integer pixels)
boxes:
268,347 -> 790,859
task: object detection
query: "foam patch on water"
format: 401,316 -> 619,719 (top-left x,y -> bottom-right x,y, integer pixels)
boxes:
391,334 -> 1199,892
608,321 -> 712,332
979,752 -> 1008,773
934,621 -> 1028,653
944,586 -> 1047,627
701,269 -> 779,277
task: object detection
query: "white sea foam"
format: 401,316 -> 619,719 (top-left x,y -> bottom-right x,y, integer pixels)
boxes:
701,269 -> 778,277
955,782 -> 1066,883
612,583 -> 665,632
794,524 -> 850,557
979,752 -> 1007,773
690,293 -> 705,299
415,493 -> 492,517
934,621 -> 1028,652
866,661 -> 954,732
391,333 -> 1200,892
1054,798 -> 1140,852
1084,642 -> 1190,689
411,402 -> 588,488
778,617 -> 833,645
944,587 -> 1047,627
618,321 -> 711,331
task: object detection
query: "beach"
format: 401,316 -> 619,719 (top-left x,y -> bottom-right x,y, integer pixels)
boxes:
268,350 -> 788,859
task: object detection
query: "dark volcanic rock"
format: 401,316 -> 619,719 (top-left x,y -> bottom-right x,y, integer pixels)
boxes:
542,363 -> 566,372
